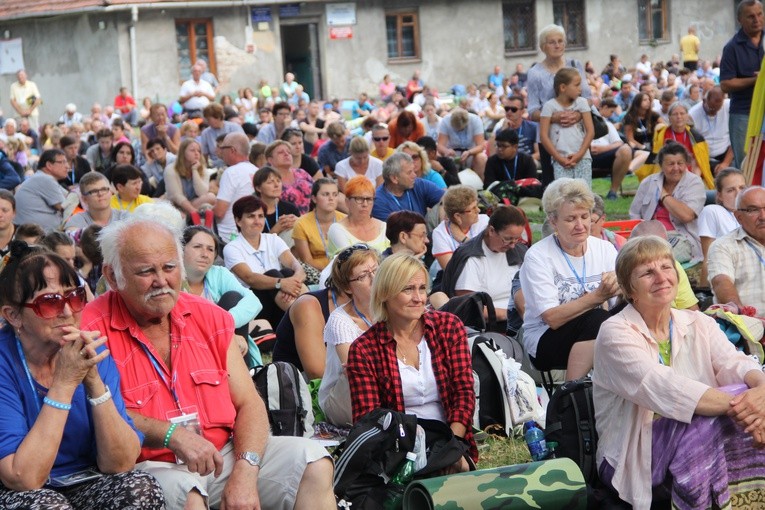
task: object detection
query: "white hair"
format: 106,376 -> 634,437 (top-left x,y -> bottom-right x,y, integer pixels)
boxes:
99,201 -> 185,289
4,118 -> 16,129
538,24 -> 566,51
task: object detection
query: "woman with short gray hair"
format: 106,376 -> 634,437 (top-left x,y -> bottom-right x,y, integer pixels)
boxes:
520,178 -> 619,380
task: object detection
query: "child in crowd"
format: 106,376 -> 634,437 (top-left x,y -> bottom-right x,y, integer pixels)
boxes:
110,164 -> 153,212
539,67 -> 594,187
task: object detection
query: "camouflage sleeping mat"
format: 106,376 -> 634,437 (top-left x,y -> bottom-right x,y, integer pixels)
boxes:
403,458 -> 586,510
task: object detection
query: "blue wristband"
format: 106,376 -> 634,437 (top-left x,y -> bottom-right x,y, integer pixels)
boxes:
43,397 -> 72,411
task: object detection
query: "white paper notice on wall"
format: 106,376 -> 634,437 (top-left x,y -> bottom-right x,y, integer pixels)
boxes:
0,38 -> 24,75
326,3 -> 356,26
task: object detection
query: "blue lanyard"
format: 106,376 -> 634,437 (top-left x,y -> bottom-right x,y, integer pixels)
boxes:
15,338 -> 42,413
657,317 -> 674,366
352,301 -> 373,328
139,343 -> 182,411
388,188 -> 413,211
744,238 -> 765,270
330,288 -> 339,308
555,237 -> 587,294
502,157 -> 518,181
446,220 -> 468,251
70,167 -> 76,184
314,212 -> 335,261
264,204 -> 280,232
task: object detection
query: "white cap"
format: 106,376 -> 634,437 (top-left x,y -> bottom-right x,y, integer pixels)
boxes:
621,73 -> 633,83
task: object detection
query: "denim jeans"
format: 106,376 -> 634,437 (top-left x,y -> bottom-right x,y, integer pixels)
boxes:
729,112 -> 750,168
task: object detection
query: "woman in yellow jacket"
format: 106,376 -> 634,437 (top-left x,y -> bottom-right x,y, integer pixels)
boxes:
636,102 -> 714,190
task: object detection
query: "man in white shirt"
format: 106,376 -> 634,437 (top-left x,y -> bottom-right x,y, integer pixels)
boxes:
591,99 -> 632,200
688,86 -> 733,176
214,132 -> 257,242
179,64 -> 215,116
9,69 -> 42,130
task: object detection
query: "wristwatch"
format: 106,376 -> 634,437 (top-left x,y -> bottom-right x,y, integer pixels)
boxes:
236,451 -> 261,468
275,279 -> 281,290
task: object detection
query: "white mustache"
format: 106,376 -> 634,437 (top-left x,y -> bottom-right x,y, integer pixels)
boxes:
144,288 -> 176,302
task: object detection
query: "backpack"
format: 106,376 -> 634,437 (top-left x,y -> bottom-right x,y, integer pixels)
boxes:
333,409 -> 418,510
438,291 -> 497,332
253,361 -> 314,437
544,377 -> 598,483
467,331 -> 541,436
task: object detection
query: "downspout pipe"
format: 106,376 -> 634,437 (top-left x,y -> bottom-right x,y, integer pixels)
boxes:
129,5 -> 138,99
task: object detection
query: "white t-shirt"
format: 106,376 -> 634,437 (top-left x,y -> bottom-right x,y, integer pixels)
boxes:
431,215 -> 490,258
334,156 -> 383,187
520,235 -> 617,357
688,99 -> 730,157
179,78 -> 214,111
319,304 -> 364,412
540,96 -> 591,158
591,120 -> 621,147
216,161 -> 258,241
698,204 -> 739,239
454,239 -> 519,312
223,233 -> 289,286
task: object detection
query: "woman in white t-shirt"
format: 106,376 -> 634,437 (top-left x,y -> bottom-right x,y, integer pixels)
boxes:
224,195 -> 308,328
319,247 -> 380,426
698,168 -> 746,287
520,178 -> 619,380
327,176 -> 388,257
333,136 -> 383,193
432,186 -> 489,270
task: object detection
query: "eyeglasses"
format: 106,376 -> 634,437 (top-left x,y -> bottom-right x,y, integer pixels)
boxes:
218,145 -> 233,151
373,136 -> 390,142
492,226 -> 522,245
737,206 -> 765,216
459,205 -> 480,214
337,243 -> 371,266
83,187 -> 111,197
409,154 -> 421,160
349,267 -> 378,283
53,159 -> 68,165
349,196 -> 374,205
504,106 -> 520,113
23,287 -> 87,319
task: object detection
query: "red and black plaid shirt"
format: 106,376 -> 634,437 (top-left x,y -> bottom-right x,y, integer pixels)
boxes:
346,310 -> 477,461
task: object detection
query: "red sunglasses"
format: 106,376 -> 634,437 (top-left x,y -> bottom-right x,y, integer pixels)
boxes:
23,287 -> 87,319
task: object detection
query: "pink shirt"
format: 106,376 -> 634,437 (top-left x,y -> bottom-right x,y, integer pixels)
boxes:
592,306 -> 759,509
81,291 -> 236,463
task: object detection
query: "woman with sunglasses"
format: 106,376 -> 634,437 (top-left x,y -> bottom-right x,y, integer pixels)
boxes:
320,246 -> 380,426
333,136 -> 384,193
327,175 -> 389,257
0,242 -> 164,508
347,253 -> 477,470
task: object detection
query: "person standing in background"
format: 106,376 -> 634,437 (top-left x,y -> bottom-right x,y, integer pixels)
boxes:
680,26 -> 701,72
10,69 -> 42,130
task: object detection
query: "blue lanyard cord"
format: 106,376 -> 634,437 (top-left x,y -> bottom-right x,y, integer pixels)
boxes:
744,239 -> 765,269
555,237 -> 587,294
139,343 -> 182,411
388,188 -> 413,211
502,157 -> 519,181
314,212 -> 335,261
446,220 -> 469,251
16,338 -> 42,413
264,204 -> 280,231
352,301 -> 373,328
330,289 -> 339,308
657,317 -> 674,366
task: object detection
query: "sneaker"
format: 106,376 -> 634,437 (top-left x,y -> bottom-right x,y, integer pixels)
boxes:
606,191 -> 618,200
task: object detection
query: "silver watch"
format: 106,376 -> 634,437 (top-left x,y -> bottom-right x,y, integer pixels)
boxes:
236,451 -> 261,468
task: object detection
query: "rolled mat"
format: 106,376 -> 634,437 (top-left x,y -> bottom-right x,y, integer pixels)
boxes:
403,457 -> 586,510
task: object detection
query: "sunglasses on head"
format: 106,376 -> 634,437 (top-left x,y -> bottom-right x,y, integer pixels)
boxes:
504,106 -> 520,113
23,287 -> 87,319
337,243 -> 370,266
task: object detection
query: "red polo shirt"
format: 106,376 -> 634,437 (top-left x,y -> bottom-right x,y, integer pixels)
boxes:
81,291 -> 236,463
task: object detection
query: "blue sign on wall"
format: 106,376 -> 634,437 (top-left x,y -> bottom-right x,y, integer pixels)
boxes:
279,4 -> 301,18
251,7 -> 272,23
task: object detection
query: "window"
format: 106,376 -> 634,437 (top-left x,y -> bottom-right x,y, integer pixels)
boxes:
176,19 -> 216,80
553,0 -> 586,48
502,1 -> 536,54
386,11 -> 420,61
637,0 -> 669,42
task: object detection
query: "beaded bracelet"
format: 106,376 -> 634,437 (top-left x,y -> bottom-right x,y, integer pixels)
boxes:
43,397 -> 72,411
164,423 -> 178,448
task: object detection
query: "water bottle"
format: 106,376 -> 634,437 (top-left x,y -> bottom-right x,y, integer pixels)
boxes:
523,421 -> 548,461
384,451 -> 417,510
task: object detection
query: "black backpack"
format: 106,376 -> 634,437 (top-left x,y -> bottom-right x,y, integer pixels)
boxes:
253,361 -> 314,437
333,409 -> 418,510
544,377 -> 598,483
438,291 -> 497,332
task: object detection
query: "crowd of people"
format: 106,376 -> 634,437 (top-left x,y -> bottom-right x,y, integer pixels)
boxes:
0,1 -> 763,508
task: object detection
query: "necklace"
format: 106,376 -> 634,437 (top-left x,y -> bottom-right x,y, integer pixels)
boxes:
396,342 -> 420,365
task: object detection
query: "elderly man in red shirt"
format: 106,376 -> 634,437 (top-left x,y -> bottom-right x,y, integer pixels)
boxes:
81,211 -> 335,510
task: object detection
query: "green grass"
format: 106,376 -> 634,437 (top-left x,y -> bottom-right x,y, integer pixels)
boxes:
477,433 -> 532,469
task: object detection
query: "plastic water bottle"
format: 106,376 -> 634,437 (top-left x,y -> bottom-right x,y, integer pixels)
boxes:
384,451 -> 417,510
524,421 -> 548,461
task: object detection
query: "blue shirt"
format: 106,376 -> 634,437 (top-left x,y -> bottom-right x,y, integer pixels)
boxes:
488,72 -> 505,90
720,28 -> 765,114
317,138 -> 349,175
351,101 -> 374,119
0,327 -> 142,480
372,179 -> 444,221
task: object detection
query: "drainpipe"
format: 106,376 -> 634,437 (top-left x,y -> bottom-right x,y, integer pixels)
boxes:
129,5 -> 138,98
